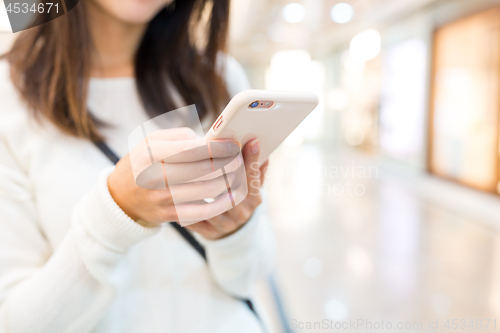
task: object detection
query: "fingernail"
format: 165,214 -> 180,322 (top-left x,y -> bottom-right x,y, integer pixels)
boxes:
250,139 -> 260,155
228,141 -> 241,154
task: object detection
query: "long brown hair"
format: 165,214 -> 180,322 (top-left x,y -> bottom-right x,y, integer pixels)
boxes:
5,0 -> 230,142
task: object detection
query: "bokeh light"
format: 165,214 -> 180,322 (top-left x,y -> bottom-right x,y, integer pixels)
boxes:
283,3 -> 306,23
350,29 -> 381,62
331,3 -> 354,24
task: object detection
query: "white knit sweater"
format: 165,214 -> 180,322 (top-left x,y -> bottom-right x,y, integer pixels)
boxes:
0,58 -> 274,333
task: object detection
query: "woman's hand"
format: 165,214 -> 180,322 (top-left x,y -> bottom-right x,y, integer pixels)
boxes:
185,139 -> 269,240
108,128 -> 242,228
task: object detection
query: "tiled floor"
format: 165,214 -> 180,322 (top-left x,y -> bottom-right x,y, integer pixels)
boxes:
261,143 -> 500,333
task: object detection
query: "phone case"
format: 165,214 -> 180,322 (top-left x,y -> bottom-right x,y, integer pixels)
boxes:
205,90 -> 319,163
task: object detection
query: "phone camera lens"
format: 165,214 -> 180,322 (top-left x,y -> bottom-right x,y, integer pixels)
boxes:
250,101 -> 259,108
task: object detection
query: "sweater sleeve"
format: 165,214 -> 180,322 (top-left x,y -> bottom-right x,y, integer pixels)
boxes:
194,206 -> 276,299
0,139 -> 160,333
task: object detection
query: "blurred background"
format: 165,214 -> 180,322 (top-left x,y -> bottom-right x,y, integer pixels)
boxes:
3,0 -> 500,331
227,0 -> 500,332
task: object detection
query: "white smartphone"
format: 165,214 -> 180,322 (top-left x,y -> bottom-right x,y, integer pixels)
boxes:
205,90 -> 319,163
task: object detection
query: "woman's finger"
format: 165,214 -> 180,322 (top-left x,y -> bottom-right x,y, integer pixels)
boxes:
149,139 -> 241,163
188,154 -> 243,182
260,160 -> 269,185
134,153 -> 243,189
241,139 -> 262,197
168,172 -> 236,203
174,192 -> 233,223
164,153 -> 242,184
184,220 -> 220,240
204,213 -> 237,232
243,139 -> 261,182
130,139 -> 241,176
223,202 -> 254,225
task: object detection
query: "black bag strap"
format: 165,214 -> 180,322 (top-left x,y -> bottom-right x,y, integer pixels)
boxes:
168,222 -> 256,313
169,222 -> 206,260
94,141 -> 259,319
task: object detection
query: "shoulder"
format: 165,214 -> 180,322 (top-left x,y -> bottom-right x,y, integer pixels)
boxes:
217,53 -> 251,97
0,59 -> 43,140
0,59 -> 16,95
0,59 -> 26,113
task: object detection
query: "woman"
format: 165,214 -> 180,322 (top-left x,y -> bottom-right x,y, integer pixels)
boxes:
0,0 -> 273,332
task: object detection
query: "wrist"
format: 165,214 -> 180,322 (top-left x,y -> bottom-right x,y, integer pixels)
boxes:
215,222 -> 246,240
107,170 -> 140,221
